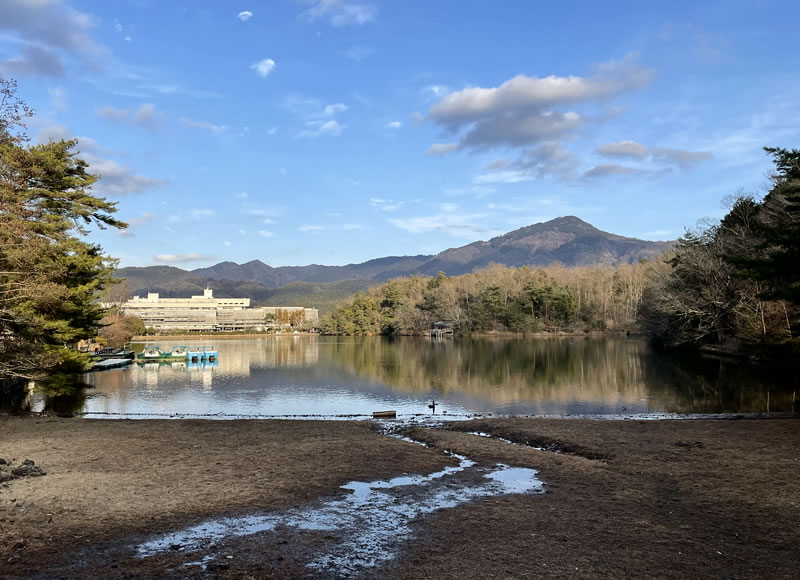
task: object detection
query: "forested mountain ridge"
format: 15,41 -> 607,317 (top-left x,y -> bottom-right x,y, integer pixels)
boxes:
115,217 -> 672,304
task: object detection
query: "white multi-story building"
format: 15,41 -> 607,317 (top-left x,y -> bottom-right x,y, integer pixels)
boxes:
121,288 -> 319,332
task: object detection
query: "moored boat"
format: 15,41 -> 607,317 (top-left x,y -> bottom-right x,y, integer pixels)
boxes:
203,346 -> 218,361
138,345 -> 189,361
90,347 -> 136,360
187,346 -> 204,362
92,358 -> 134,371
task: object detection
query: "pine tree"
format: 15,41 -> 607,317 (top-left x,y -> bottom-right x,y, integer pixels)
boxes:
0,79 -> 127,384
726,147 -> 800,331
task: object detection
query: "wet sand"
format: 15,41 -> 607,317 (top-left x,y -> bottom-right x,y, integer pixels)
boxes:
1,417 -> 798,578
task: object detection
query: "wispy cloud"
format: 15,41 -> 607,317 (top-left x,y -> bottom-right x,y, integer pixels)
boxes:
427,143 -> 460,156
258,230 -> 275,238
96,103 -> 164,132
296,119 -> 345,138
179,117 -> 231,134
595,140 -> 712,168
389,212 -> 492,238
237,10 -> 253,21
298,225 -> 325,233
118,212 -> 154,238
301,0 -> 377,27
369,198 -> 403,212
154,253 -> 215,264
48,87 -> 67,110
385,121 -> 402,129
345,45 -> 374,61
581,164 -> 649,179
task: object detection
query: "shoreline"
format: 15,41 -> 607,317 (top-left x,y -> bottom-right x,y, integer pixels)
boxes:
1,416 -> 797,578
129,330 -> 626,341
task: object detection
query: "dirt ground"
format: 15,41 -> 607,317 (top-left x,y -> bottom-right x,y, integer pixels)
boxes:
1,417 -> 798,579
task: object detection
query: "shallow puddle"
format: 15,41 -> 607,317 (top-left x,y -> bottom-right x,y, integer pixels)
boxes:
135,448 -> 543,575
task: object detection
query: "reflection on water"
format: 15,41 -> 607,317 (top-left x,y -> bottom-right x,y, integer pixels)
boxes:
16,336 -> 797,417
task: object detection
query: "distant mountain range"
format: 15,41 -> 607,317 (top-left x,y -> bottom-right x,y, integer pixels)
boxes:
115,216 -> 672,312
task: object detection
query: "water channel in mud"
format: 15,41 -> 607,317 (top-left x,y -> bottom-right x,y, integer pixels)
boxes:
134,432 -> 543,575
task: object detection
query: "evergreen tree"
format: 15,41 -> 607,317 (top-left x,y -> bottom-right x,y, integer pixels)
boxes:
729,148 -> 800,306
0,79 -> 126,383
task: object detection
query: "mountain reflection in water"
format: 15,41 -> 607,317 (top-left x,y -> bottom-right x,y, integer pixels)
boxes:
17,336 -> 796,417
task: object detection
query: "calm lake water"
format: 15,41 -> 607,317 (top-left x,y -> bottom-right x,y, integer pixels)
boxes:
21,336 -> 799,418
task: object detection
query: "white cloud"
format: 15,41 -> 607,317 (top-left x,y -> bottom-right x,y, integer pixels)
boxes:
295,119 -> 345,138
287,98 -> 348,136
423,84 -> 451,101
301,0 -> 377,26
320,103 -> 348,117
82,153 -> 166,196
154,253 -> 215,264
236,192 -> 248,199
298,225 -> 325,232
237,11 -> 253,21
223,240 -> 232,246
267,126 -> 277,135
440,203 -> 459,213
385,121 -> 402,129
369,198 -> 403,212
250,58 -> 276,78
342,223 -> 362,230
258,230 -> 275,238
179,117 -> 231,134
426,57 -> 652,154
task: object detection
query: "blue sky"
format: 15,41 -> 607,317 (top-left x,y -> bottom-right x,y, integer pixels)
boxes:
2,0 -> 799,268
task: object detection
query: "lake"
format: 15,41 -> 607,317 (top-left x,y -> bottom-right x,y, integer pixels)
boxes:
23,336 -> 799,418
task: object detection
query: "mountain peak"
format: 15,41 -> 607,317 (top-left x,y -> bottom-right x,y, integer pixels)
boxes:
547,215 -> 593,227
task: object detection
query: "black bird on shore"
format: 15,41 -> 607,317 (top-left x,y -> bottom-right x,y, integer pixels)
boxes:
428,400 -> 436,414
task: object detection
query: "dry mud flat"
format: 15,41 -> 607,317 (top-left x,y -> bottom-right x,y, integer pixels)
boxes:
0,417 -> 798,579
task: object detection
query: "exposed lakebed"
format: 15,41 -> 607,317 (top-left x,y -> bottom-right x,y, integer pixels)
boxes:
135,445 -> 543,575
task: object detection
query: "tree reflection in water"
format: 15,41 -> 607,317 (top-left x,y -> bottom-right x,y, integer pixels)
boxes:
318,336 -> 796,415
